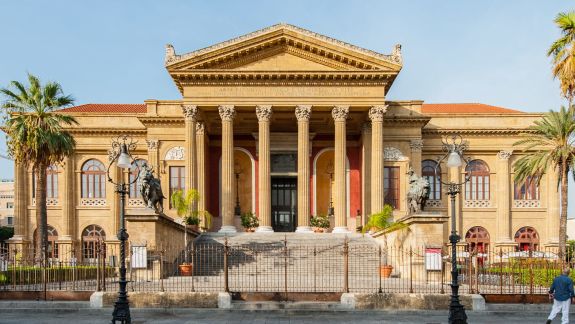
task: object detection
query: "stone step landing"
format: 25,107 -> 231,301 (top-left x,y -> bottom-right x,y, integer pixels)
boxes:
194,232 -> 379,247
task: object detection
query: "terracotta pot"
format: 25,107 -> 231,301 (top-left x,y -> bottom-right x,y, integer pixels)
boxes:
179,264 -> 193,276
245,228 -> 255,232
379,265 -> 393,278
313,227 -> 325,233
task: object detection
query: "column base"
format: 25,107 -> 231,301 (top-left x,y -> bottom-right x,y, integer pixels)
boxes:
255,226 -> 274,233
332,226 -> 351,234
218,225 -> 238,233
295,226 -> 313,233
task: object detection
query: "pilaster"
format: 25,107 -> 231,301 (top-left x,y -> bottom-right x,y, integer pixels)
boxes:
182,105 -> 198,210
146,139 -> 159,172
495,150 -> 514,247
218,105 -> 237,233
295,105 -> 313,233
61,155 -> 76,241
332,106 -> 350,233
409,139 -> 424,175
255,105 -> 274,232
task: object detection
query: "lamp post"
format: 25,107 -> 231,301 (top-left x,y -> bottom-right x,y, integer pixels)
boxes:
107,135 -> 138,324
435,134 -> 470,324
234,159 -> 243,217
326,161 -> 335,217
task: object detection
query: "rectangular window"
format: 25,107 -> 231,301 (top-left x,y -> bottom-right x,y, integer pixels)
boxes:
7,216 -> 13,225
384,166 -> 400,209
169,166 -> 185,208
6,202 -> 13,209
514,176 -> 540,200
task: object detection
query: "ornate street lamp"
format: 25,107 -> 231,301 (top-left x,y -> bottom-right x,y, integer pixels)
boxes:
326,161 -> 335,217
435,134 -> 470,324
234,159 -> 243,217
107,135 -> 139,324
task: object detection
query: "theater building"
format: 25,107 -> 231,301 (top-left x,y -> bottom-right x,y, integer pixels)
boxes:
8,24 -> 558,259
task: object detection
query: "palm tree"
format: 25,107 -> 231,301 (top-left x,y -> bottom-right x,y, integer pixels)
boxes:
513,106 -> 575,258
1,74 -> 78,263
362,205 -> 408,268
548,11 -> 575,105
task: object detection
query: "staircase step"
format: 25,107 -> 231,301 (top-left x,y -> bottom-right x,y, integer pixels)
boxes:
231,301 -> 350,311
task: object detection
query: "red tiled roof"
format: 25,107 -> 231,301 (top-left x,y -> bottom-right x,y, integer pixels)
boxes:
421,103 -> 523,114
58,104 -> 146,113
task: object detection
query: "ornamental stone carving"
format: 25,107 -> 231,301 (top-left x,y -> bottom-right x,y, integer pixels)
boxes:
165,44 -> 176,64
497,150 -> 513,160
331,106 -> 349,122
410,139 -> 424,152
182,105 -> 198,120
295,105 -> 312,121
146,139 -> 159,151
368,105 -> 388,122
256,105 -> 273,122
196,122 -> 205,134
165,146 -> 185,161
384,147 -> 408,161
218,105 -> 236,121
392,44 -> 402,64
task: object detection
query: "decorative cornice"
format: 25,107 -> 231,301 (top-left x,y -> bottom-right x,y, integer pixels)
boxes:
137,117 -> 184,126
67,128 -> 147,136
146,139 -> 159,151
165,23 -> 402,67
331,106 -> 349,122
497,150 -> 513,160
422,129 -> 538,136
368,105 -> 388,122
255,105 -> 273,122
196,122 -> 205,135
410,139 -> 424,152
295,105 -> 312,121
218,105 -> 236,122
182,104 -> 198,120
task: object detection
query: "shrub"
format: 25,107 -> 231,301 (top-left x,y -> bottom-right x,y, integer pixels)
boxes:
241,212 -> 259,229
310,215 -> 330,229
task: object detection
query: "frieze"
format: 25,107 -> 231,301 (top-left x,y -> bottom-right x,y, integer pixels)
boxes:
295,105 -> 312,121
331,106 -> 349,122
256,105 -> 273,122
165,146 -> 185,161
218,105 -> 236,122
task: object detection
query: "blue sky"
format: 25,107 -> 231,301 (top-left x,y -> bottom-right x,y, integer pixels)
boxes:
0,0 -> 573,215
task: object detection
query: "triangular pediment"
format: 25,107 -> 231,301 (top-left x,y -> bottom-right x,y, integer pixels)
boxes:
165,24 -> 403,72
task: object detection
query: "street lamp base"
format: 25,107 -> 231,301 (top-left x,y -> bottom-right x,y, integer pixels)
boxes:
111,299 -> 131,324
448,299 -> 467,324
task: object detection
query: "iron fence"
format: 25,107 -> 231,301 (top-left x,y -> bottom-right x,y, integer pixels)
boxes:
0,239 -> 572,297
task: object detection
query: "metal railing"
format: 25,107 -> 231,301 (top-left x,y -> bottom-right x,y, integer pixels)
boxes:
0,240 -> 571,297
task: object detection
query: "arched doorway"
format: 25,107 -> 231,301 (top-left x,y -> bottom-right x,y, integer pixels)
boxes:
33,225 -> 59,260
312,148 -> 350,220
81,225 -> 106,262
465,226 -> 490,254
514,226 -> 540,251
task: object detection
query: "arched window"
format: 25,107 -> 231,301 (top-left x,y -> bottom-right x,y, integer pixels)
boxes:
514,176 -> 540,200
465,160 -> 490,200
422,160 -> 441,200
465,226 -> 490,254
81,159 -> 106,198
32,165 -> 59,198
129,159 -> 147,198
33,225 -> 59,259
82,225 -> 106,260
514,226 -> 539,251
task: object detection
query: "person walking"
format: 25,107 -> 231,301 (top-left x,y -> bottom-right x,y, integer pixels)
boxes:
547,268 -> 574,324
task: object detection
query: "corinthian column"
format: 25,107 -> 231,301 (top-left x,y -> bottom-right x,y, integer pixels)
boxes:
332,106 -> 350,233
369,105 -> 387,214
218,105 -> 237,233
496,150 -> 514,247
255,105 -> 274,232
182,105 -> 198,204
295,105 -> 313,233
196,123 -> 208,221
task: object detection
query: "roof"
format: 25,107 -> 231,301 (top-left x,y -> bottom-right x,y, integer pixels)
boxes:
421,103 -> 523,114
58,104 -> 146,114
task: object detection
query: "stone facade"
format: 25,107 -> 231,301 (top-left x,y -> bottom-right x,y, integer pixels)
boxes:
8,24 -> 558,259
0,179 -> 14,228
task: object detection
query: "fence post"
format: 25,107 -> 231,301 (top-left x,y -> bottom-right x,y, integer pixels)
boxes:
378,245 -> 382,293
409,247 -> 413,294
499,249 -> 503,294
160,249 -> 165,292
224,237 -> 229,293
191,242 -> 195,292
313,247 -> 317,293
72,249 -> 77,291
254,249 -> 258,293
469,253 -> 474,294
96,242 -> 101,292
284,235 -> 288,300
343,236 -> 349,293
12,249 -> 16,290
440,246 -> 445,294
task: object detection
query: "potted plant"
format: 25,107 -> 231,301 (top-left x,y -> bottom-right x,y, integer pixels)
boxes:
240,212 -> 258,232
310,214 -> 330,233
171,189 -> 212,276
362,205 -> 408,278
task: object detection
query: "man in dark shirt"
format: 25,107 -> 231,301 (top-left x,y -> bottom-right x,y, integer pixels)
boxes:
547,268 -> 574,324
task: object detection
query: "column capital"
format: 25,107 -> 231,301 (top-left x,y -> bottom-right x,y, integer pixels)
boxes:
368,105 -> 388,122
497,150 -> 513,161
331,106 -> 349,122
146,139 -> 159,151
256,105 -> 273,122
182,104 -> 198,120
295,105 -> 312,121
410,139 -> 424,152
218,105 -> 236,121
196,122 -> 205,135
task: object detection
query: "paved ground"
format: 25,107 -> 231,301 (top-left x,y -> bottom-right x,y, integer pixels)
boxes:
0,308 -> 568,324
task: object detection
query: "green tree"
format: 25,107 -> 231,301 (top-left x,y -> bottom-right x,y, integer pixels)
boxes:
1,74 -> 77,263
513,106 -> 575,258
170,189 -> 211,263
548,11 -> 575,105
362,205 -> 408,264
